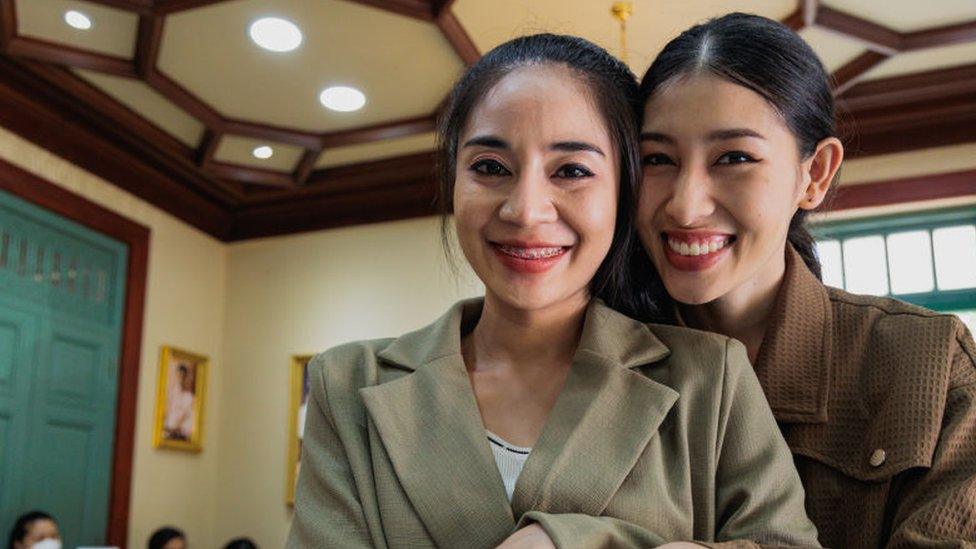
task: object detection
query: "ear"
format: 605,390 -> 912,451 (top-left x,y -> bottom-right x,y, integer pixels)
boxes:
798,136 -> 844,211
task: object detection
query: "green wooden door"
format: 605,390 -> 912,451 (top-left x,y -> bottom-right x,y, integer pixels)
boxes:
0,189 -> 127,546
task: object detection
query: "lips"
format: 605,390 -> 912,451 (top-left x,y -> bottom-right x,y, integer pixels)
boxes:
660,231 -> 735,272
490,242 -> 570,274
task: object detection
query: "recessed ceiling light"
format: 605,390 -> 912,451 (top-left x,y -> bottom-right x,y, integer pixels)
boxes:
64,10 -> 92,30
248,17 -> 302,52
319,86 -> 366,112
252,146 -> 274,159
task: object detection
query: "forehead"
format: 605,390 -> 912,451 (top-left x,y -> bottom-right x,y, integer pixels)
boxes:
463,65 -> 611,144
642,73 -> 787,136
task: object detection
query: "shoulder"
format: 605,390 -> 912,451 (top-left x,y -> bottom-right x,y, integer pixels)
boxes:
306,338 -> 398,396
826,287 -> 976,388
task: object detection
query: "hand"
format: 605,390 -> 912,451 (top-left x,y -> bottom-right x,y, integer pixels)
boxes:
495,524 -> 556,549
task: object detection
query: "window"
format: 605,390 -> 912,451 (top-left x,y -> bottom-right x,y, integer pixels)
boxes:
812,207 -> 976,335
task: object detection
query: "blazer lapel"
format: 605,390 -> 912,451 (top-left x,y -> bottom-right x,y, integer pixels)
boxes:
360,301 -> 515,548
511,301 -> 679,518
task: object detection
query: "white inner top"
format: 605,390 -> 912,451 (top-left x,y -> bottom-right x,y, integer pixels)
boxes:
487,430 -> 532,501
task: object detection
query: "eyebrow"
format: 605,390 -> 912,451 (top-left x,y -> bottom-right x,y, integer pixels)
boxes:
461,135 -> 605,157
640,128 -> 766,143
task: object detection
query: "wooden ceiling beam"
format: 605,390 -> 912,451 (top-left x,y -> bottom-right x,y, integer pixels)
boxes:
781,8 -> 805,32
144,69 -> 222,126
320,114 -> 435,148
293,149 -> 321,186
209,161 -> 296,188
828,169 -> 976,211
81,0 -> 155,15
152,0 -> 239,15
195,128 -> 220,169
219,119 -> 323,150
801,0 -> 819,28
831,51 -> 889,96
135,14 -> 164,77
903,19 -> 976,50
337,0 -> 436,21
837,63 -> 976,111
815,6 -> 902,54
3,36 -> 136,77
436,10 -> 480,66
0,0 -> 16,47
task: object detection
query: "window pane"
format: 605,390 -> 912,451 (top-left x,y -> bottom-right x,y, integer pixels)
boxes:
933,225 -> 976,290
886,231 -> 934,294
816,240 -> 844,289
843,236 -> 889,295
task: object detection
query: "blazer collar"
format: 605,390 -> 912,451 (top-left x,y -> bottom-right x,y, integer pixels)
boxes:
377,297 -> 672,372
362,298 -> 678,546
752,246 -> 832,424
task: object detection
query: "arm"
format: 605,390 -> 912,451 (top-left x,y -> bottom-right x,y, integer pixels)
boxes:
286,356 -> 376,548
704,339 -> 820,548
885,326 -> 976,548
511,339 -> 819,549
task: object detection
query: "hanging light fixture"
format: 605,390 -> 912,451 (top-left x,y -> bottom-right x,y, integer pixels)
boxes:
611,2 -> 634,66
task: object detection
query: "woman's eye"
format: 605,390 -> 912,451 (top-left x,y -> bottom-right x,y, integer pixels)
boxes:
470,159 -> 511,176
554,164 -> 594,179
716,151 -> 757,165
642,153 -> 674,167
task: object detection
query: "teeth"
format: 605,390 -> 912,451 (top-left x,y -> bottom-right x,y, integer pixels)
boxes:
497,245 -> 565,259
667,236 -> 732,257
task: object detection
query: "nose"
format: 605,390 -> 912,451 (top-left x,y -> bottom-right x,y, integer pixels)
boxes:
664,166 -> 714,227
498,168 -> 558,227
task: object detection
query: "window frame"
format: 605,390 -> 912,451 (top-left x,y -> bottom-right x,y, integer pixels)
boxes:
811,206 -> 976,312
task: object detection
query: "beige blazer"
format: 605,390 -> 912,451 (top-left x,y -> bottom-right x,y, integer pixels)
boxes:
287,299 -> 819,548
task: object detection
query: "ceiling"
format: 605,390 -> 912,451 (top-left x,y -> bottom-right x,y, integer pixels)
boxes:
0,0 -> 973,240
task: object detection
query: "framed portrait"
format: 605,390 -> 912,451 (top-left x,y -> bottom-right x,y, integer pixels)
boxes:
152,345 -> 209,452
286,354 -> 314,505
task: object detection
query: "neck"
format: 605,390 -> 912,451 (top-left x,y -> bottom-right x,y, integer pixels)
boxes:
679,248 -> 788,363
467,290 -> 589,373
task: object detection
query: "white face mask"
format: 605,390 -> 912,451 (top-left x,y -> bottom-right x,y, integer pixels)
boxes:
30,539 -> 62,549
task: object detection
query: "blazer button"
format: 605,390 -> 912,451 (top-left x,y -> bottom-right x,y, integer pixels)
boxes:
869,449 -> 886,467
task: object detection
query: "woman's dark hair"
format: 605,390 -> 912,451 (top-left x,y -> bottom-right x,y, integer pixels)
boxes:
8,511 -> 54,549
621,13 -> 837,320
436,33 -> 644,307
148,526 -> 184,549
222,537 -> 257,549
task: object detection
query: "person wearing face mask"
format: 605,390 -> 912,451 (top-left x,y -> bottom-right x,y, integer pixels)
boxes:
7,511 -> 60,549
287,33 -> 819,549
616,12 -> 976,548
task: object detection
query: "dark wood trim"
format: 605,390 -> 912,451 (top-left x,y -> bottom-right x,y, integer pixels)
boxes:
81,0 -> 154,14
0,56 -> 233,235
431,0 -> 456,18
304,151 -> 435,196
436,10 -> 481,66
153,0 -> 239,14
144,69 -> 222,126
831,51 -> 889,96
320,114 -> 435,148
219,118 -> 323,150
828,169 -> 976,211
837,63 -> 976,111
293,149 -> 320,186
135,15 -> 164,77
841,100 -> 976,158
0,157 -> 150,548
337,0 -> 435,21
4,36 -> 136,77
209,161 -> 295,188
0,0 -> 16,48
195,129 -> 220,169
903,19 -> 976,50
781,7 -> 805,31
815,5 -> 901,54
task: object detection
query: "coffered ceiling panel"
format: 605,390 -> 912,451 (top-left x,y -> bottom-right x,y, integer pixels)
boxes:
821,0 -> 976,32
454,0 -> 797,75
214,134 -> 305,171
798,26 -> 866,72
158,0 -> 464,132
73,69 -> 204,146
861,41 -> 976,80
15,0 -> 137,58
316,131 -> 436,168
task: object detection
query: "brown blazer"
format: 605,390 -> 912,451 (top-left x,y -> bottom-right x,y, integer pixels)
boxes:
287,299 -> 820,548
755,247 -> 976,547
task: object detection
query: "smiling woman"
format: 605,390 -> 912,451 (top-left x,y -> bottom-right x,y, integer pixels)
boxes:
286,33 -> 820,549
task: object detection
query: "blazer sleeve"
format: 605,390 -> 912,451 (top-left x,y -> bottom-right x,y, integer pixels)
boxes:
516,339 -> 820,549
702,338 -> 820,548
286,355 -> 376,549
885,325 -> 976,547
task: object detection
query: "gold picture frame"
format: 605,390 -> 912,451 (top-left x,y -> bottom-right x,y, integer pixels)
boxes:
152,345 -> 209,452
286,353 -> 314,505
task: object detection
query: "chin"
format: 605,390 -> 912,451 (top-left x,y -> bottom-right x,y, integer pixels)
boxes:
662,276 -> 725,306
